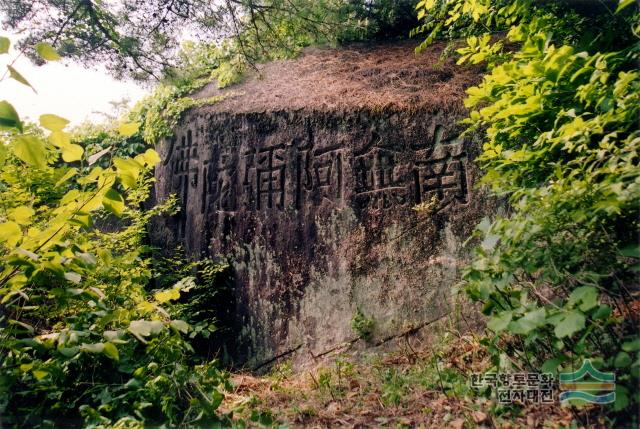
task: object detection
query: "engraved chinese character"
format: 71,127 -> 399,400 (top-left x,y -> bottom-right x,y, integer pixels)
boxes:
354,147 -> 408,209
211,147 -> 237,212
414,139 -> 468,210
243,145 -> 286,210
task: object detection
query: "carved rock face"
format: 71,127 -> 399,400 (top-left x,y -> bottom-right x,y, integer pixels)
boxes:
152,42 -> 490,367
153,107 -> 489,366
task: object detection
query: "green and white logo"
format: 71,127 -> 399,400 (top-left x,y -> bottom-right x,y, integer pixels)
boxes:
559,359 -> 615,404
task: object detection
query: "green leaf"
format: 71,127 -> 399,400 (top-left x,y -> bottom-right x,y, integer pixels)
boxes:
139,148 -> 161,167
80,342 -> 105,354
615,0 -> 635,13
61,143 -> 84,162
103,342 -> 119,361
567,286 -> 598,311
32,370 -> 48,380
8,206 -> 35,225
0,37 -> 9,54
102,188 -> 125,216
14,135 -> 47,169
620,244 -> 640,258
39,114 -> 69,132
118,122 -> 141,137
113,158 -> 143,188
49,131 -> 71,147
70,212 -> 93,229
0,100 -> 22,131
622,338 -> 640,352
154,287 -> 180,303
553,311 -> 585,338
55,168 -> 78,187
592,305 -> 611,320
170,320 -> 190,334
480,233 -> 499,251
75,252 -> 96,266
7,65 -> 35,92
35,42 -> 61,61
0,221 -> 22,247
487,311 -> 512,332
614,385 -> 629,411
614,351 -> 632,368
58,346 -> 79,357
128,320 -> 164,339
541,356 -> 566,374
64,272 -> 81,284
509,308 -> 546,334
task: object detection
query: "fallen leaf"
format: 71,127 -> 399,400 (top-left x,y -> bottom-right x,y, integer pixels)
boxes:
449,418 -> 465,429
472,411 -> 488,423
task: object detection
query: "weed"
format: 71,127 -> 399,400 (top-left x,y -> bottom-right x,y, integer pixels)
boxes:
351,308 -> 375,341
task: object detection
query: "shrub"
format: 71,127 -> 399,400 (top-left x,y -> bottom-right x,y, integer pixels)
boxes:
415,0 -> 639,422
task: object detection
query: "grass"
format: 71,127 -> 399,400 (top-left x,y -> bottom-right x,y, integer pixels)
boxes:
220,330 -> 608,428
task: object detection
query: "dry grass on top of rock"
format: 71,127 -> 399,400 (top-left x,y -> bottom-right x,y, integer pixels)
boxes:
193,40 -> 481,114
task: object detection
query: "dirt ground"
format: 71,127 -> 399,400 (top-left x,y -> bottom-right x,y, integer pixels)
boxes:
219,329 -> 611,428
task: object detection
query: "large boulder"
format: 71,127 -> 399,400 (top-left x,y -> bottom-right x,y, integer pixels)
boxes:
152,40 -> 491,367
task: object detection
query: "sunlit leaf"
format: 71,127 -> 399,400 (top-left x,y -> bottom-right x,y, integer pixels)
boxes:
40,114 -> 69,131
113,157 -> 143,188
58,346 -> 79,357
55,168 -> 78,187
118,122 -> 141,137
103,342 -> 119,361
154,287 -> 180,303
128,320 -> 164,340
616,0 -> 635,13
170,320 -> 190,334
8,206 -> 35,225
61,143 -> 84,162
102,188 -> 125,216
0,100 -> 22,131
70,212 -> 92,229
32,370 -> 48,380
80,343 -> 105,354
7,65 -> 35,92
49,131 -> 71,147
139,148 -> 161,166
75,252 -> 96,266
35,42 -> 61,61
16,248 -> 38,260
14,135 -> 47,169
63,272 -> 81,284
0,36 -> 9,54
508,308 -> 546,334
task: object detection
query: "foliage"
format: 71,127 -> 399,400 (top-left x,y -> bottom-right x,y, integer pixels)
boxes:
416,0 -> 640,421
70,122 -> 147,170
0,0 -> 374,81
152,252 -> 233,353
340,0 -> 419,41
0,42 -> 230,428
1,0 -> 425,82
351,308 -> 375,341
